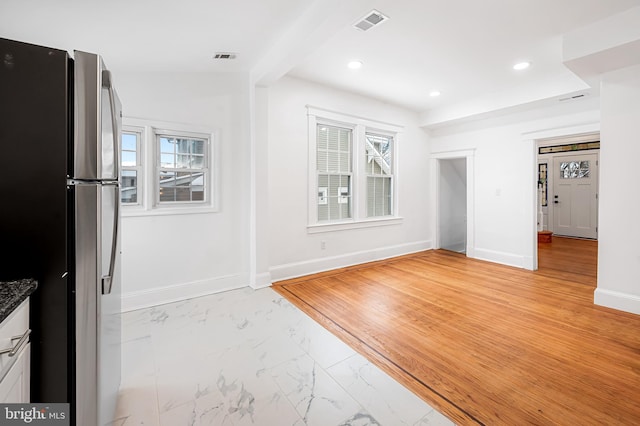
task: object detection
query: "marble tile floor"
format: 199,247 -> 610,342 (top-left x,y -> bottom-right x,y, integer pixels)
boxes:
112,287 -> 454,426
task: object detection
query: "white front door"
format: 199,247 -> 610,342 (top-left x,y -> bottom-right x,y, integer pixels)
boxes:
552,153 -> 598,239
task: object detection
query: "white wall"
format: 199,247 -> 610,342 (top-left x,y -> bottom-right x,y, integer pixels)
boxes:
428,98 -> 600,269
115,71 -> 251,310
595,64 -> 640,314
267,76 -> 431,280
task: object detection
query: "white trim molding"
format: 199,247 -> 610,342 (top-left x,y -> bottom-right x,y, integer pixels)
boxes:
307,216 -> 403,234
430,149 -> 476,258
121,273 -> 247,312
251,272 -> 273,290
306,105 -> 404,131
594,288 -> 640,315
523,122 -> 601,272
270,240 -> 432,282
473,247 -> 533,269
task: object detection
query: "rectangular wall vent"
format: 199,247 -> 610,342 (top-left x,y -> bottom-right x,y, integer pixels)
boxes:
559,93 -> 589,102
354,10 -> 389,31
213,52 -> 237,60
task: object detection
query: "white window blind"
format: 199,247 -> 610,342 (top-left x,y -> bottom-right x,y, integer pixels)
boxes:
307,106 -> 402,231
317,124 -> 352,221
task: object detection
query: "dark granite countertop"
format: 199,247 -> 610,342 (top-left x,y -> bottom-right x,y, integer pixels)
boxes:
0,279 -> 37,324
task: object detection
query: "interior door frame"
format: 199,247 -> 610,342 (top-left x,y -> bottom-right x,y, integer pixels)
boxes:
430,149 -> 475,256
523,123 -> 600,271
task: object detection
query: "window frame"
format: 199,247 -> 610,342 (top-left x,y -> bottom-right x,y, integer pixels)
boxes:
120,117 -> 218,217
154,129 -> 210,207
316,122 -> 355,222
364,130 -> 394,218
121,125 -> 144,207
307,106 -> 403,233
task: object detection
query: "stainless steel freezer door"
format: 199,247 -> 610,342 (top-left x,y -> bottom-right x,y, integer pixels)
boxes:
74,182 -> 122,426
74,50 -> 121,181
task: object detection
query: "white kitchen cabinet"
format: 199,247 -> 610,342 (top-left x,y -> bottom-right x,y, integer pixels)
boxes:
0,299 -> 30,403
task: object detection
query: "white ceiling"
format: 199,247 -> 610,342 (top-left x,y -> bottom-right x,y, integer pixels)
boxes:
2,0 -> 639,118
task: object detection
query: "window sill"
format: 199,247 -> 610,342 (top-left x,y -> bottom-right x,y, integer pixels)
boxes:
307,216 -> 403,234
122,206 -> 218,217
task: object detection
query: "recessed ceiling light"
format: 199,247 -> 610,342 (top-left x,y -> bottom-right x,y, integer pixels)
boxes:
513,61 -> 530,70
348,60 -> 363,70
429,90 -> 441,97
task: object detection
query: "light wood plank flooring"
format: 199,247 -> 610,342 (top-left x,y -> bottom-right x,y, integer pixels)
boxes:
274,238 -> 640,425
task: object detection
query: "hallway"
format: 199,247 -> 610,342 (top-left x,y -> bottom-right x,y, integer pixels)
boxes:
537,236 -> 598,285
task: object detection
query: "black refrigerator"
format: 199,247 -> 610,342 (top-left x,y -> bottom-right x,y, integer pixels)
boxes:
0,37 -> 122,425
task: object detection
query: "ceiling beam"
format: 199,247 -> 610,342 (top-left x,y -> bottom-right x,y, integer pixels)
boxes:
251,0 -> 375,87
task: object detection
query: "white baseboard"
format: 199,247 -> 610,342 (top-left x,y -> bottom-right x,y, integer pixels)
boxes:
472,247 -> 529,269
522,255 -> 535,271
270,240 -> 432,282
251,272 -> 272,289
594,288 -> 640,315
121,273 -> 248,312
441,241 -> 466,254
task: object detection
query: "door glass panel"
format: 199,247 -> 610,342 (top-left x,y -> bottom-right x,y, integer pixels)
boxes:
578,161 -> 590,178
560,161 -> 590,179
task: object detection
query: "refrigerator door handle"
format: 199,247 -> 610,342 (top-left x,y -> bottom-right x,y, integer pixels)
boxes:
102,184 -> 119,295
102,69 -> 120,179
101,68 -> 120,296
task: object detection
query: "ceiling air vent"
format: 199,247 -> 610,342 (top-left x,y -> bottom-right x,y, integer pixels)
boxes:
213,52 -> 237,60
354,10 -> 388,31
558,92 -> 590,102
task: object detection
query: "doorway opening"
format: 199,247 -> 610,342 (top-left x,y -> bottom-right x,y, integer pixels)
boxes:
535,133 -> 599,279
536,134 -> 599,239
431,149 -> 474,256
438,158 -> 467,253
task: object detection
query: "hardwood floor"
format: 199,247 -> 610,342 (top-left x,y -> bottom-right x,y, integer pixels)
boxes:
537,235 -> 598,284
273,239 -> 640,425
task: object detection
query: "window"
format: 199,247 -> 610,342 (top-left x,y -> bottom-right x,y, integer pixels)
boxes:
121,127 -> 142,205
365,132 -> 393,217
157,131 -> 209,204
307,106 -> 402,231
120,118 -> 217,215
317,125 -> 352,221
